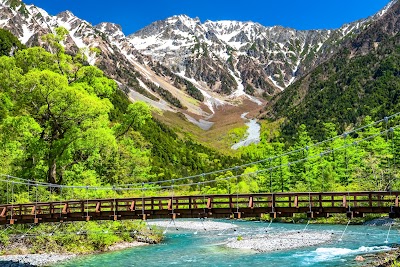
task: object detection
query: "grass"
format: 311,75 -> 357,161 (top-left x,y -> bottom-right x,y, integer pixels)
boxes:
155,98 -> 265,153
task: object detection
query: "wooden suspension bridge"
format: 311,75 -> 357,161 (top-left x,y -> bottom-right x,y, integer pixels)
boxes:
1,191 -> 400,225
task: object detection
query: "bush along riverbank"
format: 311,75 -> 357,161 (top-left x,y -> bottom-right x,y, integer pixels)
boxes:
0,220 -> 163,266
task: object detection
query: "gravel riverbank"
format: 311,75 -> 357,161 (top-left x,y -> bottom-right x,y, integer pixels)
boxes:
226,231 -> 334,253
0,254 -> 77,267
0,241 -> 150,266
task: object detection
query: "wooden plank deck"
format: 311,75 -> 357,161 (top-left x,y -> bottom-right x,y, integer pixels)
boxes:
0,191 -> 399,225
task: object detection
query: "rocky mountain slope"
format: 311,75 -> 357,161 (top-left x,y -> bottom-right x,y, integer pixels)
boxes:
262,0 -> 400,140
128,6 -> 393,94
0,0 -> 396,134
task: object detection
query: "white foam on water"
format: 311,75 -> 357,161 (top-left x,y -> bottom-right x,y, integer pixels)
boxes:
296,246 -> 392,263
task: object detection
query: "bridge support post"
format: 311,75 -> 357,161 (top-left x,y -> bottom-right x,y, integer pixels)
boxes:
234,212 -> 241,219
171,213 -> 180,220
346,211 -> 353,219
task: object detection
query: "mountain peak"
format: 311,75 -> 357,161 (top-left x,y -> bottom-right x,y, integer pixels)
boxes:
377,0 -> 399,17
95,22 -> 122,32
0,0 -> 23,8
168,14 -> 200,23
95,22 -> 125,39
1,0 -> 29,17
56,10 -> 76,20
165,14 -> 201,29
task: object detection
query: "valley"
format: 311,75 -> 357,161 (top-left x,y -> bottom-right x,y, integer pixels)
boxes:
0,0 -> 399,266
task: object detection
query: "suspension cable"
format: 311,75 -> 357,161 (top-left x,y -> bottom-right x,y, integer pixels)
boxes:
34,183 -> 38,223
2,114 -> 400,191
86,186 -> 89,220
305,146 -> 312,214
141,182 -> 145,217
0,125 -> 397,194
10,181 -> 14,222
113,185 -> 117,219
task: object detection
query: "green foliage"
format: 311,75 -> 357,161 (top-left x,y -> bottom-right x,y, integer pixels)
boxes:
142,78 -> 183,108
150,61 -> 204,101
0,30 -> 236,202
0,30 -> 152,190
0,28 -> 25,57
136,119 -> 238,180
185,81 -> 204,101
239,117 -> 400,193
269,34 -> 400,141
0,221 -> 162,254
244,84 -> 255,95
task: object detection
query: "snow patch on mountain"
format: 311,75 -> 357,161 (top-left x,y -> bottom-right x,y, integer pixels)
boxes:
20,24 -> 33,43
228,68 -> 245,97
177,71 -> 226,114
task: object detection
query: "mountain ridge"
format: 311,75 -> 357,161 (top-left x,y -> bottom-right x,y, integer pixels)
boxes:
262,0 -> 400,140
0,0 -> 397,141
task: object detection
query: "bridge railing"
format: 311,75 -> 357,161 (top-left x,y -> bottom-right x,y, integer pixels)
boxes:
0,191 -> 399,224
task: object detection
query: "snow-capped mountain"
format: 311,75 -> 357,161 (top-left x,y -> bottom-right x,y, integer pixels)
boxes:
0,0 -> 397,127
128,14 -> 370,93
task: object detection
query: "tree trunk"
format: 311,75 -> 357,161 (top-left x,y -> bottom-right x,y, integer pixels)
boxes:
48,160 -> 57,184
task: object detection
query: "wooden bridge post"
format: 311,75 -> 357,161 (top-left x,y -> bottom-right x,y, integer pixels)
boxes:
207,197 -> 212,209
167,198 -> 172,211
114,199 -> 119,221
50,203 -> 54,216
193,198 -> 198,209
272,194 -> 276,211
130,200 -> 136,212
248,196 -> 254,209
0,207 -> 6,217
378,194 -> 382,207
342,195 -> 347,208
319,194 -> 322,208
95,202 -> 101,213
62,203 -> 68,214
369,193 -> 373,208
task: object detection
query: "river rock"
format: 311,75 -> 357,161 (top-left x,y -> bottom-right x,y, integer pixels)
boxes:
355,255 -> 365,261
363,218 -> 395,227
226,231 -> 333,253
0,254 -> 76,267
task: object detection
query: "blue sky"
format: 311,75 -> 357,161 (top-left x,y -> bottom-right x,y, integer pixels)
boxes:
24,0 -> 391,35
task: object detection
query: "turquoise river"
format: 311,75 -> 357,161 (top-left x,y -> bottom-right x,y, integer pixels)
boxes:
60,220 -> 398,267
